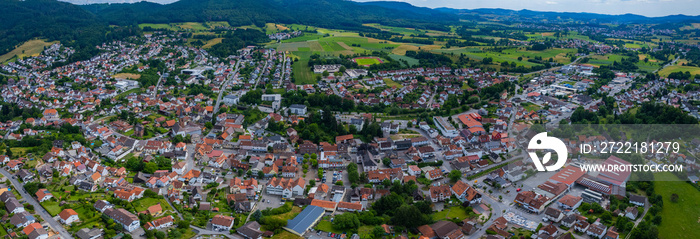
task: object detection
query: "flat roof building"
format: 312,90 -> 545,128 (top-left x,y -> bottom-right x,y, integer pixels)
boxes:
284,205 -> 325,236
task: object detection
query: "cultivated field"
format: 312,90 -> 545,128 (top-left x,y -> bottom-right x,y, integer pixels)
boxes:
112,73 -> 141,80
0,39 -> 56,63
659,65 -> 700,77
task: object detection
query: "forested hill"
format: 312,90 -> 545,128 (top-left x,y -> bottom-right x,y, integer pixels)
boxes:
0,0 -> 139,61
82,0 -> 458,32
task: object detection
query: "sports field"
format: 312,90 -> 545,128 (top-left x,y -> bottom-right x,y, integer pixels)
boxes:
353,57 -> 383,66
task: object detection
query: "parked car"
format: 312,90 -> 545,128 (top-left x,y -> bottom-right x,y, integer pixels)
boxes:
328,232 -> 332,237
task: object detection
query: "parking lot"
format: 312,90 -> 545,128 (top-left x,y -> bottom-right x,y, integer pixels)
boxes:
258,193 -> 286,210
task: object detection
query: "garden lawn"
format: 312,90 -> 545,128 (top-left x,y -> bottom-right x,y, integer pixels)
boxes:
315,220 -> 343,234
383,78 -> 401,88
41,201 -> 61,216
432,206 -> 470,221
132,197 -> 174,213
358,226 -> 374,239
655,172 -> 700,239
271,230 -> 302,239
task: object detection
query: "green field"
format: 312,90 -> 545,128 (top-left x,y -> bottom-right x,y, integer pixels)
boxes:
658,65 -> 700,77
139,21 -> 231,32
655,172 -> 700,239
388,54 -> 419,66
41,201 -> 61,216
315,220 -> 343,234
132,197 -> 174,213
354,57 -> 382,66
432,206 -> 472,221
383,78 -> 402,88
363,23 -> 454,37
138,23 -> 180,31
433,47 -> 576,67
290,51 -> 316,84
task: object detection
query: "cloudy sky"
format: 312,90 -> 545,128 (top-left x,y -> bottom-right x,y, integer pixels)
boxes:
354,0 -> 700,17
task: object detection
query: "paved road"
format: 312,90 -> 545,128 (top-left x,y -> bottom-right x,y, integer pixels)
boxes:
190,225 -> 242,239
213,61 -> 242,116
624,200 -> 651,239
152,72 -> 165,98
252,59 -> 269,90
653,56 -> 680,74
0,168 -> 73,239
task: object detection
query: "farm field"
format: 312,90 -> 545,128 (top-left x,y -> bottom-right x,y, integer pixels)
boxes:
388,54 -> 419,66
139,21 -> 231,32
0,39 -> 57,63
265,23 -> 290,34
363,23 -> 455,37
112,73 -> 141,80
433,47 -> 576,67
655,172 -> 700,239
586,53 -> 661,72
658,65 -> 700,77
202,38 -> 224,48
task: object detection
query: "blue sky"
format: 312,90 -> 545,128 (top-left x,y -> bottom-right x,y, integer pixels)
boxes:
354,0 -> 700,17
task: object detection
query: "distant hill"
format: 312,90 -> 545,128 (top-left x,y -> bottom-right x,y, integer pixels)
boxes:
434,7 -> 700,24
82,0 -> 459,32
58,0 -> 176,4
0,0 -> 142,62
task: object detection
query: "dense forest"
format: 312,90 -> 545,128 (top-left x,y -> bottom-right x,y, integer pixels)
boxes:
81,0 -> 457,32
1,0 -> 458,63
0,0 -> 140,61
208,29 -> 269,58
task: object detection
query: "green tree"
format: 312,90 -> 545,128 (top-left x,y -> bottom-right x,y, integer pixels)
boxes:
392,205 -> 428,228
252,210 -> 263,222
332,213 -> 361,230
448,170 -> 462,183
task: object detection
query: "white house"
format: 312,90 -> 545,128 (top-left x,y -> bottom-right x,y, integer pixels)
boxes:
266,177 -> 305,198
59,209 -> 79,225
289,104 -> 307,115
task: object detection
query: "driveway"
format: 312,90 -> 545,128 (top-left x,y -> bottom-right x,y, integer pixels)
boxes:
0,168 -> 73,239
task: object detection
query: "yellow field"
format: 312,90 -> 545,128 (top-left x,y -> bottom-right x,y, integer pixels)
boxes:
638,54 -> 658,63
265,23 -> 289,33
112,73 -> 141,80
0,39 -> 57,62
203,38 -> 224,48
658,65 -> 700,77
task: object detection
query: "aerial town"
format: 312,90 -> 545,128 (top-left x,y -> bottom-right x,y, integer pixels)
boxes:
1,2 -> 700,239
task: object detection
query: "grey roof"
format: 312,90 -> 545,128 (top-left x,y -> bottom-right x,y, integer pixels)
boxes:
28,227 -> 48,239
237,221 -> 262,239
289,104 -> 307,109
285,205 -> 325,235
76,228 -> 103,239
10,211 -> 34,226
